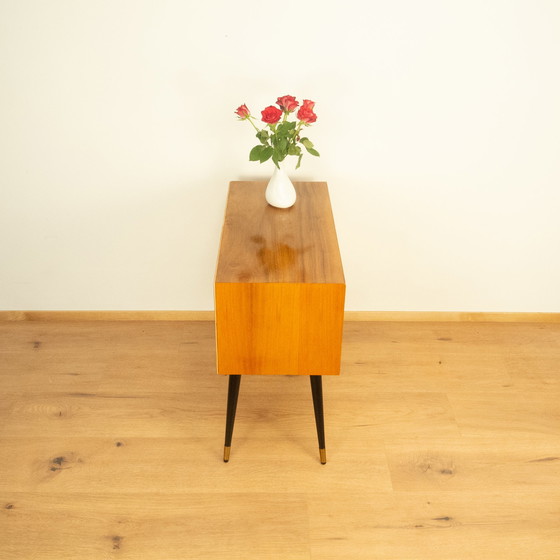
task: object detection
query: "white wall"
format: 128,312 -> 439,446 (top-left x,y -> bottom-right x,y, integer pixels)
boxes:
1,0 -> 559,312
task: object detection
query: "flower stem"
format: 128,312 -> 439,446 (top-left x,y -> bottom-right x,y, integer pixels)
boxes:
246,117 -> 260,133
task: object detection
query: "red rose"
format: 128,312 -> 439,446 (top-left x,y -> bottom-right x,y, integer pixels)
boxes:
276,95 -> 299,112
235,104 -> 250,118
297,99 -> 317,123
261,105 -> 283,124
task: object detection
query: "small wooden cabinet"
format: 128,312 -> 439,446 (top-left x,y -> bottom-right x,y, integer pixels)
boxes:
215,181 -> 345,462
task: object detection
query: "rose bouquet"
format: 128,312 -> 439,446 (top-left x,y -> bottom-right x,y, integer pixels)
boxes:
235,95 -> 320,169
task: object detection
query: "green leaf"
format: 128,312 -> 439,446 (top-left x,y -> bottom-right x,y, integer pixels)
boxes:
256,130 -> 269,144
306,147 -> 320,157
296,154 -> 303,169
288,144 -> 301,156
249,145 -> 264,161
259,146 -> 273,163
300,137 -> 314,149
277,121 -> 296,135
278,137 -> 288,154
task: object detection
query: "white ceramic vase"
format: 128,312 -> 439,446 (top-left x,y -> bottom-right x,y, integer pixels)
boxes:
265,162 -> 296,208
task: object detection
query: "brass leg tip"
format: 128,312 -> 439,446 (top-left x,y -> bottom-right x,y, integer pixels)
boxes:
319,448 -> 327,464
223,446 -> 231,462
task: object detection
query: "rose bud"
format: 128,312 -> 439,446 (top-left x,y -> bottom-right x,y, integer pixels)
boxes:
235,104 -> 250,118
276,95 -> 299,112
301,99 -> 315,111
297,105 -> 317,124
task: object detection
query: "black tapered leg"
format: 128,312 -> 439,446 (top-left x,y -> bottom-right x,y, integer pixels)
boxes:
310,375 -> 327,464
223,375 -> 241,462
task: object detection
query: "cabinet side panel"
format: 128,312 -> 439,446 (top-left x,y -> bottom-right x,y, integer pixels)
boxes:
215,282 -> 250,375
298,284 -> 345,375
215,283 -> 344,375
215,283 -> 301,375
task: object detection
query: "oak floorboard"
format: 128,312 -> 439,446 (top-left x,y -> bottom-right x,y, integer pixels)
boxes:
448,392 -> 560,438
0,492 -> 310,560
0,436 -> 391,495
308,491 -> 560,560
385,437 -> 560,492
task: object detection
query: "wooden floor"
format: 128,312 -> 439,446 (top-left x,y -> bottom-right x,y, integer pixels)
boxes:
0,321 -> 559,559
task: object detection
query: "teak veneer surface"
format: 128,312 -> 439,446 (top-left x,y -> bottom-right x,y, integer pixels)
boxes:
215,181 -> 345,376
215,181 -> 344,284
